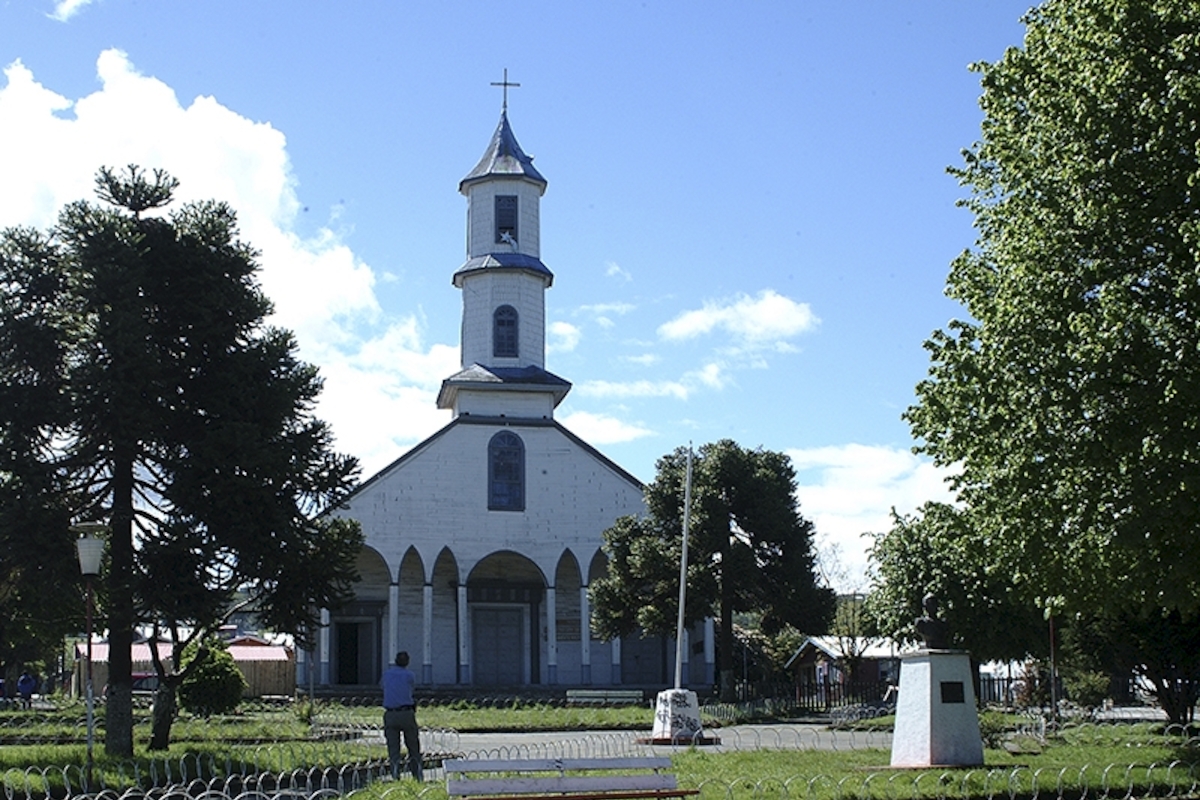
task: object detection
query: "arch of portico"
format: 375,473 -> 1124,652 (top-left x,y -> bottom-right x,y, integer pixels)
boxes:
327,542 -> 713,688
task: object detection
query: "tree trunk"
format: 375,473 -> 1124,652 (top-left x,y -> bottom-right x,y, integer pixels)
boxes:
149,683 -> 177,750
105,448 -> 136,757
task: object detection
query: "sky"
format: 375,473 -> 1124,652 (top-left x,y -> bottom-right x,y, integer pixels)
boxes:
0,0 -> 1036,590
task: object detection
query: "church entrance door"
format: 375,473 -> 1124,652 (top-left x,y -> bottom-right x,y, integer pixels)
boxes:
473,606 -> 525,686
333,620 -> 378,685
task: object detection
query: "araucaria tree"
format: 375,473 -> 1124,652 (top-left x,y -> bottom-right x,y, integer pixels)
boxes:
590,440 -> 835,701
0,166 -> 363,752
904,0 -> 1200,723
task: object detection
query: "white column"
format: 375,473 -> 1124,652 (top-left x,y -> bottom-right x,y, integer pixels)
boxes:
546,586 -> 558,684
422,583 -> 434,684
579,585 -> 591,685
319,608 -> 331,685
457,584 -> 470,684
387,580 -> 399,671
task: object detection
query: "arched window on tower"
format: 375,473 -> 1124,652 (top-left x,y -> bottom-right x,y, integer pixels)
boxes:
488,431 -> 524,511
493,305 -> 519,358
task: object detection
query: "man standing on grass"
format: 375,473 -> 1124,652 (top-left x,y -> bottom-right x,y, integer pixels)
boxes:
381,652 -> 422,779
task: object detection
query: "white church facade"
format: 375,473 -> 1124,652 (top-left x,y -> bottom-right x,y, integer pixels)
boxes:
308,107 -> 716,690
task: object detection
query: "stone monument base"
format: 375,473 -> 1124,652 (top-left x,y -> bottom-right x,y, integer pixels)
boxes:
640,689 -> 719,745
890,650 -> 983,767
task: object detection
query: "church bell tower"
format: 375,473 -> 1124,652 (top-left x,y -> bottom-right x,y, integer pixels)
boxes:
436,96 -> 571,419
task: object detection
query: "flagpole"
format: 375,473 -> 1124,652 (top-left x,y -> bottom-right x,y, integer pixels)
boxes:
673,445 -> 693,689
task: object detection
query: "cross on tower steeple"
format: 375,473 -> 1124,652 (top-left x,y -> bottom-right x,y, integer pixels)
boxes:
491,68 -> 520,112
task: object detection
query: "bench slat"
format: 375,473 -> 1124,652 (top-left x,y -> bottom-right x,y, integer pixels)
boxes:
445,757 -> 673,774
460,791 -> 699,800
449,775 -> 678,797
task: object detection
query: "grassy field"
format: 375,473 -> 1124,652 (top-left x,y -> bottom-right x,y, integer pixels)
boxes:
1,700 -> 1197,800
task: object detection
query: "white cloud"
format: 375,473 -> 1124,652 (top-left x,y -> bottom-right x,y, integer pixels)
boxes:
579,301 -> 634,330
547,321 -> 582,354
580,302 -> 635,316
659,289 -> 819,345
50,0 -> 95,22
559,411 -> 654,445
786,444 -> 957,592
577,362 -> 727,401
687,362 -> 727,389
623,353 -> 661,367
0,50 -> 451,475
577,378 -> 691,400
605,261 -> 632,282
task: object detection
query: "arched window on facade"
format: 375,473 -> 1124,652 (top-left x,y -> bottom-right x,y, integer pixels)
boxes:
494,305 -> 518,358
488,431 -> 524,511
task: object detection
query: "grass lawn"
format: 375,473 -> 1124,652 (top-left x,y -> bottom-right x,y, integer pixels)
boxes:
1,701 -> 1197,800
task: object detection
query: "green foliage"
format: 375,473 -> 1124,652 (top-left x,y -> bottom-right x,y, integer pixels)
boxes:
590,440 -> 835,699
0,165 -> 364,753
865,503 -> 1046,663
899,0 -> 1200,725
976,710 -> 1010,749
177,639 -> 246,717
0,228 -> 85,678
1066,606 -> 1200,723
908,0 -> 1200,616
1064,670 -> 1111,709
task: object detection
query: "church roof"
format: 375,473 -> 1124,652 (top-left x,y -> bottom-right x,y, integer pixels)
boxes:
452,252 -> 554,287
437,363 -> 572,409
459,110 -> 547,192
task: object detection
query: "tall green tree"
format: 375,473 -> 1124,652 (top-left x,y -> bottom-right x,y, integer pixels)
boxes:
864,503 -> 1047,664
905,0 -> 1200,722
591,440 -> 835,701
0,228 -> 81,684
0,166 -> 363,752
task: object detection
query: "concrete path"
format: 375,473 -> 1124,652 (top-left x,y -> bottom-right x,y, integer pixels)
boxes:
411,723 -> 893,760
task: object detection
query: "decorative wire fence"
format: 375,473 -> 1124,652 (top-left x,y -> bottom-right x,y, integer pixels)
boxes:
2,701 -> 1198,800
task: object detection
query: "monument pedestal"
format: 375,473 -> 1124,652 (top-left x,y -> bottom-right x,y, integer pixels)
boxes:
890,650 -> 983,767
642,689 -> 718,745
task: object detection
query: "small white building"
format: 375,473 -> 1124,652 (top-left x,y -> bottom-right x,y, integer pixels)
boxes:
312,106 -> 715,690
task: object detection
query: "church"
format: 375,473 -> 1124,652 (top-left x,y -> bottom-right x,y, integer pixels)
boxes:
308,101 -> 716,690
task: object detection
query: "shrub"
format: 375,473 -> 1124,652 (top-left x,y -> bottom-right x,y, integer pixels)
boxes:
1064,670 -> 1110,710
178,638 -> 246,716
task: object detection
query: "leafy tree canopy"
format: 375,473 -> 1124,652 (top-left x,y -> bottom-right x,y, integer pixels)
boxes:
0,166 -> 363,751
906,0 -> 1200,617
591,439 -> 835,699
864,503 -> 1047,664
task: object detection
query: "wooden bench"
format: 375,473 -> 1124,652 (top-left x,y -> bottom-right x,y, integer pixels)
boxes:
445,756 -> 699,800
564,689 -> 645,706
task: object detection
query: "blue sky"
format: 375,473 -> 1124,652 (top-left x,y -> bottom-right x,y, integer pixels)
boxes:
0,0 -> 1034,588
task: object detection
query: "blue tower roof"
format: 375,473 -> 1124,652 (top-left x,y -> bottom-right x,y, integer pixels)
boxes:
459,110 -> 547,192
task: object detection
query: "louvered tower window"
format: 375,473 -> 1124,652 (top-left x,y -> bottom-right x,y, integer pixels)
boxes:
495,195 -> 518,244
494,305 -> 518,358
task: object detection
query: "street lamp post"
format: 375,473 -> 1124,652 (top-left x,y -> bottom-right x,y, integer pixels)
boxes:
73,522 -> 107,790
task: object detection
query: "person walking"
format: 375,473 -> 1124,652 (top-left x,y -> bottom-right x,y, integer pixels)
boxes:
380,652 -> 422,780
16,671 -> 36,709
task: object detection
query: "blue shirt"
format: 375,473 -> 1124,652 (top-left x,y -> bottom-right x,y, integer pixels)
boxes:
381,665 -> 416,708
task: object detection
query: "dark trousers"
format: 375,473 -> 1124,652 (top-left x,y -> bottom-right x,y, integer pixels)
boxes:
383,708 -> 422,779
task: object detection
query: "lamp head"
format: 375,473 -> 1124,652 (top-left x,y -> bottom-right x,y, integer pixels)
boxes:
72,523 -> 108,577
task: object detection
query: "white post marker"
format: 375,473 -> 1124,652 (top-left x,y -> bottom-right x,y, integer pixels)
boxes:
647,446 -> 716,744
